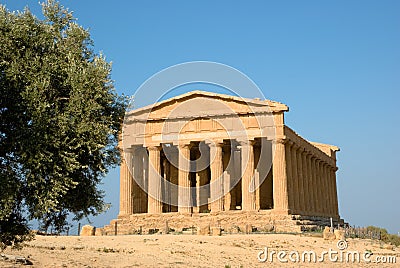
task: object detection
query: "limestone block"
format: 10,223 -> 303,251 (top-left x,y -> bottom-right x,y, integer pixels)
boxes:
211,226 -> 221,236
334,229 -> 345,241
262,224 -> 275,232
161,221 -> 170,234
197,225 -> 210,235
228,225 -> 240,234
80,225 -> 95,236
323,226 -> 335,240
94,227 -> 104,236
239,224 -> 252,234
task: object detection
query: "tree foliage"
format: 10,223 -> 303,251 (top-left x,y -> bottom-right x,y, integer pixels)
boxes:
0,0 -> 127,249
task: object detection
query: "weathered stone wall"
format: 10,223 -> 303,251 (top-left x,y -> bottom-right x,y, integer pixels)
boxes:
100,211 -> 344,236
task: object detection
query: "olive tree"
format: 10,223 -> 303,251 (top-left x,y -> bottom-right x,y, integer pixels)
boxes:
0,0 -> 127,248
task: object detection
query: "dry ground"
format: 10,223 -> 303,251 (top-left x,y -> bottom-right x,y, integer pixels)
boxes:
1,233 -> 399,267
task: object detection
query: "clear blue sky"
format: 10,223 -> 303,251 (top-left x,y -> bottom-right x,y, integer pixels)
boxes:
3,1 -> 399,234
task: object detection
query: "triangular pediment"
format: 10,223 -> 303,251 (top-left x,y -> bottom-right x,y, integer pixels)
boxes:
125,90 -> 288,121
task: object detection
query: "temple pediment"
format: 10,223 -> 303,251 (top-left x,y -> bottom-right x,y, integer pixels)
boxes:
125,90 -> 288,122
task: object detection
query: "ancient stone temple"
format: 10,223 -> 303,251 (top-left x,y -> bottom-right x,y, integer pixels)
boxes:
101,91 -> 344,235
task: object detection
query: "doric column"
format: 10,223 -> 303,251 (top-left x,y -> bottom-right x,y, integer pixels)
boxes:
320,162 -> 327,216
178,143 -> 192,213
322,162 -> 332,216
223,147 -> 232,210
291,143 -> 300,213
328,167 -> 334,215
318,161 -> 325,215
209,141 -> 224,212
163,158 -> 171,212
302,151 -> 310,213
198,152 -> 209,213
194,173 -> 201,213
193,149 -> 201,213
331,167 -> 339,216
232,148 -> 241,209
119,152 -> 129,216
313,157 -> 320,215
315,159 -> 322,215
132,152 -> 139,214
125,152 -> 134,215
285,141 -> 294,212
142,149 -> 149,212
239,140 -> 256,211
273,138 -> 289,213
316,159 -> 323,216
319,160 -> 325,215
133,147 -> 145,213
327,166 -> 335,216
321,162 -> 331,216
325,163 -> 331,215
167,149 -> 178,212
309,154 -> 316,214
223,171 -> 232,210
296,147 -> 305,213
322,162 -> 328,216
147,146 -> 163,214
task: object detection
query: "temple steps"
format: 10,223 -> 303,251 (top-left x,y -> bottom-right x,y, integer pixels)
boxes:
97,211 -> 345,236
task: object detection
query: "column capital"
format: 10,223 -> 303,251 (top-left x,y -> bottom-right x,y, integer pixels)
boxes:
124,147 -> 135,154
236,139 -> 256,148
205,139 -> 224,147
286,140 -> 295,147
292,142 -> 300,150
147,145 -> 161,152
273,136 -> 287,145
320,161 -> 329,167
304,149 -> 313,156
132,145 -> 145,153
178,143 -> 192,150
325,165 -> 338,171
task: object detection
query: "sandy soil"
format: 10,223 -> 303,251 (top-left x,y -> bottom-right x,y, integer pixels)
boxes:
1,233 -> 399,267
